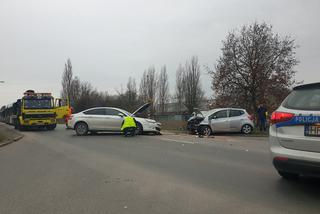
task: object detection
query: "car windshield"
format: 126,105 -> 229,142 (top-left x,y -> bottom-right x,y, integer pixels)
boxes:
283,88 -> 320,111
24,98 -> 53,109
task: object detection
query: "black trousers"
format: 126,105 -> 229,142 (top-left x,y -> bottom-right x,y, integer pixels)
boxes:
123,127 -> 136,137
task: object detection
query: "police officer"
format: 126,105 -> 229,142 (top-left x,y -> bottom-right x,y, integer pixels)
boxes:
257,104 -> 268,132
121,115 -> 137,137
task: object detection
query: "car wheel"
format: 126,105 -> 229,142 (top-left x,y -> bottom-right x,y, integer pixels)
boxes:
278,171 -> 299,180
135,122 -> 143,135
75,122 -> 88,136
241,124 -> 253,134
199,126 -> 212,136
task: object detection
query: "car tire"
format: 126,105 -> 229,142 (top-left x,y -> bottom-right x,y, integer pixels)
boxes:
278,171 -> 299,180
241,124 -> 253,134
135,122 -> 143,135
199,126 -> 212,136
75,122 -> 88,136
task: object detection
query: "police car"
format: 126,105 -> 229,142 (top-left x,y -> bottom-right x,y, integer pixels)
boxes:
269,82 -> 320,179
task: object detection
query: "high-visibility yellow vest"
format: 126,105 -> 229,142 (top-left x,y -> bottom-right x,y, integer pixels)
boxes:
121,116 -> 137,131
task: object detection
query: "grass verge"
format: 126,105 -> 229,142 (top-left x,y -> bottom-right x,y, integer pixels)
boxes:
0,132 -> 5,142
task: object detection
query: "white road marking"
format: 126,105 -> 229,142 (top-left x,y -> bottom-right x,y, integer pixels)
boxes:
159,137 -> 197,145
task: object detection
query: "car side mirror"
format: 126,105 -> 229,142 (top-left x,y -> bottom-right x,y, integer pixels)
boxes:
118,113 -> 124,117
212,115 -> 218,119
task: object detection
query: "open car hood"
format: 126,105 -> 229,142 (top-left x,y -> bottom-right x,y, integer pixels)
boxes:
132,103 -> 151,116
194,108 -> 205,117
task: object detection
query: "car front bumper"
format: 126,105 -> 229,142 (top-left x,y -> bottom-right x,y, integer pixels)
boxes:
142,122 -> 161,133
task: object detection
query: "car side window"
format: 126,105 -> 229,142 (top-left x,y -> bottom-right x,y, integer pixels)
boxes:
83,108 -> 106,115
210,110 -> 228,119
105,108 -> 121,116
229,110 -> 244,117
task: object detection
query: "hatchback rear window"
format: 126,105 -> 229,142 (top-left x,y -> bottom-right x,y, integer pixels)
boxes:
229,110 -> 245,117
283,88 -> 320,110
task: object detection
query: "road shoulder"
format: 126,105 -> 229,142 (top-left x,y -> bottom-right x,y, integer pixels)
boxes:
0,123 -> 23,147
154,131 -> 269,153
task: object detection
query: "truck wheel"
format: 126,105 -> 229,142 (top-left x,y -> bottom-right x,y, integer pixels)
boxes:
47,124 -> 56,130
75,122 -> 88,136
14,120 -> 20,130
19,125 -> 25,131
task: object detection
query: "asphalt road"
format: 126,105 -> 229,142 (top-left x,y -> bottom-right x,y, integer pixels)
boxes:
1,125 -> 320,214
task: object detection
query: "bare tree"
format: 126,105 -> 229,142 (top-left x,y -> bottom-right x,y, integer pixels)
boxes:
175,64 -> 185,113
210,22 -> 299,113
61,58 -> 73,101
125,77 -> 138,112
75,81 -> 93,111
183,56 -> 204,114
69,76 -> 80,107
139,66 -> 157,116
157,65 -> 170,114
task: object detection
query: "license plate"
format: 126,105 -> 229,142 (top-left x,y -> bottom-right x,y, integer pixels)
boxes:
304,125 -> 320,137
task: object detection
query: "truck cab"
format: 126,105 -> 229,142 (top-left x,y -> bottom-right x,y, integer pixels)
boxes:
16,91 -> 57,130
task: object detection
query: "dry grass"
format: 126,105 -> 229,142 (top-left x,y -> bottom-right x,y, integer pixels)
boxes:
0,132 -> 6,142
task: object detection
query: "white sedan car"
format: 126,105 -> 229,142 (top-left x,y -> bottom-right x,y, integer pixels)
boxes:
67,104 -> 161,135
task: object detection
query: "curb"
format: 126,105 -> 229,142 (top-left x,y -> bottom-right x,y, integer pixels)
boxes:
0,135 -> 23,148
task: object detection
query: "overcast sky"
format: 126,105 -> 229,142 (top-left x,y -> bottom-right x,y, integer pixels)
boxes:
0,0 -> 319,106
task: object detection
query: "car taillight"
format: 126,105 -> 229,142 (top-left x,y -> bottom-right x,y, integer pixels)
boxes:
248,114 -> 254,121
270,111 -> 294,125
274,156 -> 289,161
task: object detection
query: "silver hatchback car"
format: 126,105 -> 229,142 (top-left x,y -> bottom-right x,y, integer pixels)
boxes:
198,108 -> 254,136
269,82 -> 320,179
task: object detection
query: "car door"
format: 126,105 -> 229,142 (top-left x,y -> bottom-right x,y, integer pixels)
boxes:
209,110 -> 229,132
228,109 -> 245,131
82,108 -> 108,130
104,108 -> 124,131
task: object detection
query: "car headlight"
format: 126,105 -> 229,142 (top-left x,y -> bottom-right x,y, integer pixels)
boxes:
145,119 -> 156,123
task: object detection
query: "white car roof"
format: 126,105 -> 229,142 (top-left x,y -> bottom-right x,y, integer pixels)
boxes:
80,107 -> 131,115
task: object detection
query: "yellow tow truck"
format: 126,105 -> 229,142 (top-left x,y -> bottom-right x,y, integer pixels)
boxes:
5,90 -> 70,131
